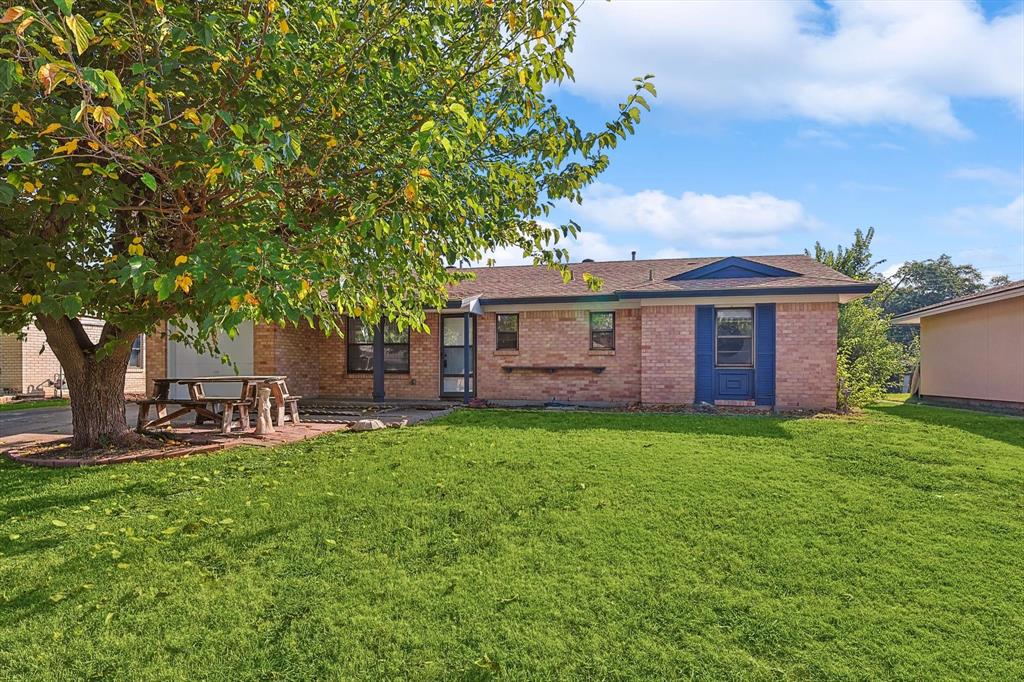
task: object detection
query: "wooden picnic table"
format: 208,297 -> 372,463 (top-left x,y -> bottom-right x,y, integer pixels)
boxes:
138,375 -> 300,433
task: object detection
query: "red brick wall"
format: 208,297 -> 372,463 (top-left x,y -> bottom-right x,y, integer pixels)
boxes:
640,305 -> 696,404
253,323 -> 323,399
156,302 -> 840,408
476,309 -> 642,403
317,313 -> 440,400
144,322 -> 168,396
776,302 -> 838,410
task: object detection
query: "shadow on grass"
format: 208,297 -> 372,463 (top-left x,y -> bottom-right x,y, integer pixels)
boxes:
439,408 -> 797,440
868,401 -> 1024,450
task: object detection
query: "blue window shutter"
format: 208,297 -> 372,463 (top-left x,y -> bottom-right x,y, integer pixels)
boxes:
695,305 -> 714,404
755,303 -> 775,406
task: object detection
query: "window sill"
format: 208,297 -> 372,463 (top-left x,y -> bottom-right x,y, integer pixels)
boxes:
127,367 -> 145,373
588,349 -> 615,356
493,349 -> 520,356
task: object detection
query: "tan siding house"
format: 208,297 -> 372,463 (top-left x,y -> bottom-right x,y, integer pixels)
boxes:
0,318 -> 146,397
893,281 -> 1024,413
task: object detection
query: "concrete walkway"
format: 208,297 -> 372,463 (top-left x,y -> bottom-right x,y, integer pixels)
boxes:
1,403 -> 453,451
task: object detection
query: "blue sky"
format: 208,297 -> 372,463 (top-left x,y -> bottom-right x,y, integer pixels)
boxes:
500,0 -> 1024,282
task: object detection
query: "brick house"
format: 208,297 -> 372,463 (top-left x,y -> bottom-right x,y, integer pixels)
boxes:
0,317 -> 147,397
145,255 -> 875,410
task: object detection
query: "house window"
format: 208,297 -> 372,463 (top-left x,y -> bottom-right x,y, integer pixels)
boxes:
128,334 -> 144,368
716,308 -> 753,366
590,311 -> 615,350
496,313 -> 519,350
347,318 -> 410,373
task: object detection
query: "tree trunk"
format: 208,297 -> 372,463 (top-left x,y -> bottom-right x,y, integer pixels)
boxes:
37,315 -> 134,450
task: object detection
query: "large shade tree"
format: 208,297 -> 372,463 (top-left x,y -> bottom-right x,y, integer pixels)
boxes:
0,0 -> 653,447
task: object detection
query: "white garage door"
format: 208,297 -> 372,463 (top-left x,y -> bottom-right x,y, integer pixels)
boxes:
167,322 -> 254,399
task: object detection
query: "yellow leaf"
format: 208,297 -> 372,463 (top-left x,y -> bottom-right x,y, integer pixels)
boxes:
12,102 -> 33,125
31,294 -> 41,304
268,0 -> 277,12
38,122 -> 61,136
229,295 -> 241,311
279,18 -> 289,34
15,15 -> 33,35
37,63 -> 62,94
108,278 -> 117,284
181,45 -> 201,53
132,236 -> 142,244
174,274 -> 193,293
0,6 -> 25,24
181,205 -> 190,213
255,68 -> 263,79
404,183 -> 416,202
174,255 -> 188,266
211,61 -> 221,74
326,137 -> 338,148
22,181 -> 35,193
183,107 -> 200,125
205,165 -> 223,184
298,280 -> 311,300
20,293 -> 32,305
416,168 -> 432,179
87,140 -> 100,150
253,156 -> 265,172
54,138 -> 79,155
46,261 -> 56,271
244,292 -> 259,305
81,168 -> 93,176
63,193 -> 78,203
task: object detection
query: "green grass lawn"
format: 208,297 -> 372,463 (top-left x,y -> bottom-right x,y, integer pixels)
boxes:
0,398 -> 69,412
1,404 -> 1021,680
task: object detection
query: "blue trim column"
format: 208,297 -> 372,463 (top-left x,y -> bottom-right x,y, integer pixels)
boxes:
695,305 -> 715,404
372,322 -> 385,402
754,303 -> 776,406
462,313 -> 471,404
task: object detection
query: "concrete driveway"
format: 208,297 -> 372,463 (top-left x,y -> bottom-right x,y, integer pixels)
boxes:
0,404 -> 142,450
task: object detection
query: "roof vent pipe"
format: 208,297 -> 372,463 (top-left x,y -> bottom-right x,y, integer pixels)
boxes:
649,268 -> 654,281
631,251 -> 636,261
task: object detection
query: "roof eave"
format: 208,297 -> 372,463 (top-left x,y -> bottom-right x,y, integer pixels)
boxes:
616,283 -> 878,300
891,284 -> 1024,324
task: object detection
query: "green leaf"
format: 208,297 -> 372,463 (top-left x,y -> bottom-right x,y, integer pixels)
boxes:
54,0 -> 73,15
61,295 -> 82,318
153,274 -> 174,301
64,15 -> 95,56
140,173 -> 157,191
51,519 -> 68,527
0,60 -> 19,93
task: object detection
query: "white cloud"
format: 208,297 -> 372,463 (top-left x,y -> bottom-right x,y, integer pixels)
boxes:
949,166 -> 1024,189
945,194 -> 1024,231
565,0 -> 1023,138
476,224 -> 630,266
573,182 -> 815,250
653,247 -> 691,260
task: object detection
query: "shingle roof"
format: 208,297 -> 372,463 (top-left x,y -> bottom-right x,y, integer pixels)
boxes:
447,254 -> 877,304
891,279 -> 1024,323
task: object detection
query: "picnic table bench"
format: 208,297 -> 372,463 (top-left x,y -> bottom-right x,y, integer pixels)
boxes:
134,375 -> 301,434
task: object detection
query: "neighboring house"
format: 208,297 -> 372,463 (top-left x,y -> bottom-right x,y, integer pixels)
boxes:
0,317 -> 146,397
147,254 -> 875,410
892,280 -> 1023,413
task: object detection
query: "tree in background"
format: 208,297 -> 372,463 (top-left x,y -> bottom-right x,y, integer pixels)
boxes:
806,226 -> 885,281
988,274 -> 1012,287
0,0 -> 654,448
882,255 -> 986,349
808,227 -> 909,409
